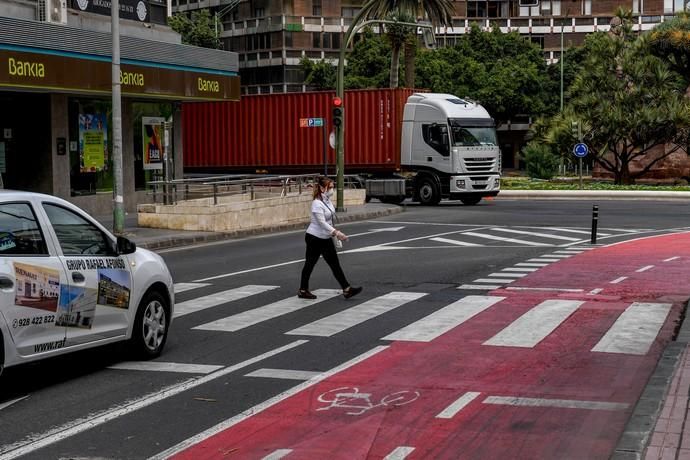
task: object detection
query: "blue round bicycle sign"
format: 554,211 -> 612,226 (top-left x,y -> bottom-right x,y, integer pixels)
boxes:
573,143 -> 589,158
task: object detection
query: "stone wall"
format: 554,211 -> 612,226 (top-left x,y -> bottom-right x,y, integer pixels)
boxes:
137,189 -> 366,232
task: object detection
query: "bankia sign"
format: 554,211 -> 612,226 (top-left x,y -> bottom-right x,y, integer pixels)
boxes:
70,0 -> 150,22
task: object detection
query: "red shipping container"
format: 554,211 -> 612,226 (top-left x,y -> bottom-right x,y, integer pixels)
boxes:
182,88 -> 418,174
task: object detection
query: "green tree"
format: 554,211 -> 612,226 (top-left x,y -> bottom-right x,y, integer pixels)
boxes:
648,11 -> 690,90
383,11 -> 415,88
168,9 -> 220,49
300,57 -> 337,90
547,13 -> 690,184
415,24 -> 551,124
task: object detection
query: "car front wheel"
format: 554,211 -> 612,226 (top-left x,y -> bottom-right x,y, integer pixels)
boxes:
131,290 -> 169,359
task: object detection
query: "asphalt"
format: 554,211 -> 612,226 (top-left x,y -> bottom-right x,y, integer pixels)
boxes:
93,190 -> 690,459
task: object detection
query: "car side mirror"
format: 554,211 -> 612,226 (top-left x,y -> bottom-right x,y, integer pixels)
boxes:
116,236 -> 136,255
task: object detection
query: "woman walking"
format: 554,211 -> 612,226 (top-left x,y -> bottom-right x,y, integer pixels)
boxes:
298,176 -> 362,300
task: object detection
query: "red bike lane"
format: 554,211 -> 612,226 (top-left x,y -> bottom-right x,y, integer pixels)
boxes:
171,232 -> 690,460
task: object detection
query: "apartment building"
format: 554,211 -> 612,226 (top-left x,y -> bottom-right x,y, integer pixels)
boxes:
0,0 -> 239,214
172,0 -> 685,95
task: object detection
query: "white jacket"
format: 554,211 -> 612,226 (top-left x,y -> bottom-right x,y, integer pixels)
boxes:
306,197 -> 336,239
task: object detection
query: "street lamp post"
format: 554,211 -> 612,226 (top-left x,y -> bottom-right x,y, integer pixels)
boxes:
335,15 -> 433,211
111,0 -> 124,234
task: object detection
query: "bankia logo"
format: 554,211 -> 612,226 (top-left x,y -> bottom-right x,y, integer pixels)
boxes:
76,0 -> 89,11
136,1 -> 147,21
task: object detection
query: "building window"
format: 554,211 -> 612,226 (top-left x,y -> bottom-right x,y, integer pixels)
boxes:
665,0 -> 686,12
312,32 -> 321,48
341,7 -> 360,17
313,0 -> 322,16
331,32 -> 340,49
254,7 -> 265,17
467,1 -> 487,17
530,35 -> 544,49
285,31 -> 293,47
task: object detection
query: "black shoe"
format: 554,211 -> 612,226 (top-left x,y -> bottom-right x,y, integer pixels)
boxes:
343,286 -> 362,299
298,289 -> 317,299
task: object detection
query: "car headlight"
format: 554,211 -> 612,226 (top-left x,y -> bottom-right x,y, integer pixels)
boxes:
456,179 -> 466,189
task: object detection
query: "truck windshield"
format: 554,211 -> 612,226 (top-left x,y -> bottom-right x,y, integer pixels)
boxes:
449,121 -> 497,147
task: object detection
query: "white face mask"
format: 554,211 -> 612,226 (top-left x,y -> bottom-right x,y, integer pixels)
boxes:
324,188 -> 334,198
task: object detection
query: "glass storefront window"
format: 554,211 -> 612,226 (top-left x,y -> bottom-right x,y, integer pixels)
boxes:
69,99 -> 113,196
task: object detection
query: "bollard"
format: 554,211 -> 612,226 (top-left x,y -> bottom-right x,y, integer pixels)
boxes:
591,204 -> 598,244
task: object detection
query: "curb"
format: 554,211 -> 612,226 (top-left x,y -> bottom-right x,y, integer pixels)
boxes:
135,205 -> 404,251
611,301 -> 690,460
499,190 -> 690,200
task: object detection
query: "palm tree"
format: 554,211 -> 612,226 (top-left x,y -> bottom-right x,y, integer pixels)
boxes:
358,0 -> 455,88
384,11 -> 415,88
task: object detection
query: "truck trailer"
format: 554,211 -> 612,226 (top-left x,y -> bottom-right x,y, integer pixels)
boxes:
182,88 -> 501,205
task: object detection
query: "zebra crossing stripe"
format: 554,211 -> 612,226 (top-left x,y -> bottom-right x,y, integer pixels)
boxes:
430,237 -> 481,246
458,284 -> 503,290
503,267 -> 539,272
474,278 -> 515,284
591,302 -> 672,355
174,283 -> 211,294
491,227 -> 581,242
539,227 -> 611,236
543,254 -> 573,258
383,446 -> 415,460
174,285 -> 279,318
488,272 -> 526,278
245,368 -> 321,381
527,258 -> 560,263
484,300 -> 584,348
108,362 -> 223,374
286,292 -> 427,337
382,296 -> 504,342
193,289 -> 342,332
515,262 -> 549,267
461,232 -> 551,246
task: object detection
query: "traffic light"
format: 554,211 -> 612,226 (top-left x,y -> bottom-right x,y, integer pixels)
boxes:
332,96 -> 343,127
570,120 -> 579,139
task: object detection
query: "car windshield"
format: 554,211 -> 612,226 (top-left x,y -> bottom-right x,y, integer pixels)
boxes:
449,122 -> 497,147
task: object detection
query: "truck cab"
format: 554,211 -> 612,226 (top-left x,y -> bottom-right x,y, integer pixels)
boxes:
401,93 -> 501,205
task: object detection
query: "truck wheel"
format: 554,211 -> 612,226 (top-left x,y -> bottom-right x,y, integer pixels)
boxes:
130,290 -> 169,359
417,178 -> 441,205
460,196 -> 482,206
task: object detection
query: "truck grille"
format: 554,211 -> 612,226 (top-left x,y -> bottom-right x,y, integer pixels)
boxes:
463,157 -> 496,174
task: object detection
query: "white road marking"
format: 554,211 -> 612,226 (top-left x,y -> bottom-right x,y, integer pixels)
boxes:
245,368 -> 321,381
527,258 -> 560,263
552,250 -> 585,254
174,285 -> 279,318
491,227 -> 581,242
430,237 -> 481,246
610,277 -> 628,284
592,302 -> 672,355
505,287 -> 584,292
503,267 -> 539,272
436,392 -> 482,419
286,292 -> 427,337
483,396 -> 628,411
462,232 -> 550,246
588,288 -> 604,295
515,263 -> 549,267
195,259 -> 304,283
383,296 -> 504,342
543,254 -> 573,258
0,396 -> 29,412
383,446 -> 415,460
262,450 -> 293,460
567,246 -> 595,250
193,289 -> 342,332
636,265 -> 654,272
473,278 -> 515,284
488,272 -> 526,278
458,284 -> 503,290
174,283 -> 211,294
150,346 -> 389,460
484,300 -> 584,348
664,256 -> 680,262
0,341 -> 308,460
538,227 -> 611,236
108,362 -> 223,374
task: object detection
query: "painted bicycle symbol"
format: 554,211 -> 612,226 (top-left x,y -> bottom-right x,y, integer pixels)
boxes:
316,387 -> 420,416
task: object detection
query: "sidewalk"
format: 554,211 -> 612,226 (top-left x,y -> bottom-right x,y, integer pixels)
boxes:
94,202 -> 404,251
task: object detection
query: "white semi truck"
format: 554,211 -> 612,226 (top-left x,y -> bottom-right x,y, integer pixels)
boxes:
365,93 -> 501,205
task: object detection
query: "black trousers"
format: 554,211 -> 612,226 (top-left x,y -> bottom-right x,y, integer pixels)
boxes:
300,233 -> 349,290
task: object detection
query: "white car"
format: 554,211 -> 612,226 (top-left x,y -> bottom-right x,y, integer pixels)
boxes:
0,191 -> 174,374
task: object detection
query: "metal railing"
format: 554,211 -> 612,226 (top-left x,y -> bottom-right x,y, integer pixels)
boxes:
147,173 -> 364,206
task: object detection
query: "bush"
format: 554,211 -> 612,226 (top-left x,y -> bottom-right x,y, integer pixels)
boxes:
521,143 -> 560,180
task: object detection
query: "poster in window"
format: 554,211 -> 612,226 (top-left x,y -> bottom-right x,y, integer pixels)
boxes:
79,113 -> 108,172
142,117 -> 164,170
